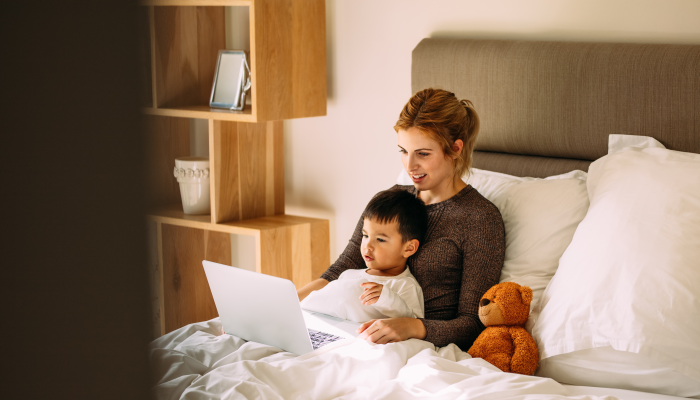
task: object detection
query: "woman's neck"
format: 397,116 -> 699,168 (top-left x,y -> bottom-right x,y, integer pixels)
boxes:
418,177 -> 467,205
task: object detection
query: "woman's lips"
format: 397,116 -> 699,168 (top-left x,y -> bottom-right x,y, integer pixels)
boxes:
411,173 -> 426,183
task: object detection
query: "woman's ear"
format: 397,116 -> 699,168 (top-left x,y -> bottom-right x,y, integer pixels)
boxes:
402,239 -> 420,258
452,139 -> 464,158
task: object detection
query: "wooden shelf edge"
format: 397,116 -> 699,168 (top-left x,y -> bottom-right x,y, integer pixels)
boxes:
143,106 -> 256,122
142,106 -> 327,123
140,0 -> 251,6
147,206 -> 328,236
227,215 -> 329,231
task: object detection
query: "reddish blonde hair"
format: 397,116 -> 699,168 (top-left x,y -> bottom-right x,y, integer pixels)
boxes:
394,88 -> 480,179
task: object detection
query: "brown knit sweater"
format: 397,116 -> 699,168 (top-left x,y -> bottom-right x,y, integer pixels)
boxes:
320,184 -> 505,350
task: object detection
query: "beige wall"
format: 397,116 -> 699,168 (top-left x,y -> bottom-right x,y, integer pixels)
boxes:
283,0 -> 700,263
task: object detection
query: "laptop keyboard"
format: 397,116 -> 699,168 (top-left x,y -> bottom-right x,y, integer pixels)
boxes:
308,329 -> 343,350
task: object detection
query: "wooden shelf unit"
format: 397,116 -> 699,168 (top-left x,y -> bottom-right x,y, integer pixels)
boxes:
142,0 -> 328,337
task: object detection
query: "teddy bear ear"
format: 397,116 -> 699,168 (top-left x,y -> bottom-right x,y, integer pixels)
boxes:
519,286 -> 533,305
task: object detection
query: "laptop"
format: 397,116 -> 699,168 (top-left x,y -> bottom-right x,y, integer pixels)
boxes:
202,260 -> 362,355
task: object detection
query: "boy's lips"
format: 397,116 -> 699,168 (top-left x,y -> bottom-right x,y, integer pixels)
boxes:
363,255 -> 374,262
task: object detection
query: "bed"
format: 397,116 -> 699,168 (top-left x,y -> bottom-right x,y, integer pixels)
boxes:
150,38 -> 700,399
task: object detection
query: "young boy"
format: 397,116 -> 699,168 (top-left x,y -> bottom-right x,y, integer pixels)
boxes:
300,189 -> 428,323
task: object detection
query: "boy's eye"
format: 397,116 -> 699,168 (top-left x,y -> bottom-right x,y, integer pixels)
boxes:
362,234 -> 368,238
377,238 -> 386,243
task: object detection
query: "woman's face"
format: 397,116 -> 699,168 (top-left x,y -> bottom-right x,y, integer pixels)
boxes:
398,127 -> 456,192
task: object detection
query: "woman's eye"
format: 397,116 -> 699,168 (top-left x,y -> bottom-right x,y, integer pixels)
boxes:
419,152 -> 430,157
398,148 -> 407,154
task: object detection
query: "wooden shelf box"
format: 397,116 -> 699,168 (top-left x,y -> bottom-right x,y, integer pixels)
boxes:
143,116 -> 285,223
142,0 -> 326,123
148,213 -> 329,335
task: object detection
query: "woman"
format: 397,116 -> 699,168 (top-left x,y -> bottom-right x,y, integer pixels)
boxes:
297,88 -> 505,350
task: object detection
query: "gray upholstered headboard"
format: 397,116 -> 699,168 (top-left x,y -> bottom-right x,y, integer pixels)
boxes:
412,38 -> 700,177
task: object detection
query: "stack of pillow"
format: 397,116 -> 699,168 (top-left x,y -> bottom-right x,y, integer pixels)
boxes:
397,135 -> 700,398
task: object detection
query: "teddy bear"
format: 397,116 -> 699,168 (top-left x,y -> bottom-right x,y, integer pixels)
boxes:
467,282 -> 539,375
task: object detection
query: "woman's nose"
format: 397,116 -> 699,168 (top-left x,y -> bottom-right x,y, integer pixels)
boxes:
407,154 -> 418,170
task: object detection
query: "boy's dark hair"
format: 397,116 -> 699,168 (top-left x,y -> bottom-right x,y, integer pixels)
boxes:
362,188 -> 428,244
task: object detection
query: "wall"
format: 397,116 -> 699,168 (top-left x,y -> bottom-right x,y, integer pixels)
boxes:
283,0 -> 700,263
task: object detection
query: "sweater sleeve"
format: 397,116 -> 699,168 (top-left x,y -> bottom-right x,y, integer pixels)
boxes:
320,214 -> 366,282
419,210 -> 505,350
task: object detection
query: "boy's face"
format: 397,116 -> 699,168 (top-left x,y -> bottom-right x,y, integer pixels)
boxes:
360,217 -> 418,276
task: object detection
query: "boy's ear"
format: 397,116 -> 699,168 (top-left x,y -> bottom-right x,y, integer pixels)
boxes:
403,239 -> 419,258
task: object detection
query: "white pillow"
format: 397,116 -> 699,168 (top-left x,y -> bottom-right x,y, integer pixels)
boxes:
531,146 -> 700,382
536,347 -> 700,398
397,167 -> 590,333
534,136 -> 700,396
608,134 -> 665,154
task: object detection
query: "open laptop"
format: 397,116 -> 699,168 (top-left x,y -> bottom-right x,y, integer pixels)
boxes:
202,260 -> 362,355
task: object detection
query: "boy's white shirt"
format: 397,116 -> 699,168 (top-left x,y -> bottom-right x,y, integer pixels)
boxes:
300,268 -> 425,323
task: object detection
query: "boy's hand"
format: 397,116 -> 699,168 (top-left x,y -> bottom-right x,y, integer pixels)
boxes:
356,318 -> 427,344
360,282 -> 383,305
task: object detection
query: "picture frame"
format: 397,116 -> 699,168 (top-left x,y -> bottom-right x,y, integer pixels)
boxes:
209,50 -> 251,111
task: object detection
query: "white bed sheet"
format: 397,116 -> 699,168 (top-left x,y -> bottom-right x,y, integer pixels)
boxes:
150,318 -> 692,400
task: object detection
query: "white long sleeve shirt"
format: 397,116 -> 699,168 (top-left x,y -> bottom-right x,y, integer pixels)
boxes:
300,268 -> 424,323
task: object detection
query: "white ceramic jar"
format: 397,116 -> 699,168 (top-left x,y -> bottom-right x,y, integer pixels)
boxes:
174,157 -> 211,215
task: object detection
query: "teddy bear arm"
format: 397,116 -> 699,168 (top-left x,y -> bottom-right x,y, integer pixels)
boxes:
508,326 -> 539,375
467,327 -> 504,359
467,335 -> 485,358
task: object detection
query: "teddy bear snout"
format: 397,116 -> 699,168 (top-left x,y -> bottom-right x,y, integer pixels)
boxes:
480,298 -> 491,307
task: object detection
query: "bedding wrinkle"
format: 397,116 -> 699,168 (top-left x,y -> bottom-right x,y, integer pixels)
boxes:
322,184 -> 505,350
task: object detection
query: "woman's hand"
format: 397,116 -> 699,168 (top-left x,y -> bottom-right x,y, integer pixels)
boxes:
356,317 -> 427,344
297,278 -> 329,301
359,282 -> 383,305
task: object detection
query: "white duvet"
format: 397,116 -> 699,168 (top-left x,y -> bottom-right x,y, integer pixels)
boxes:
151,318 -> 618,400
